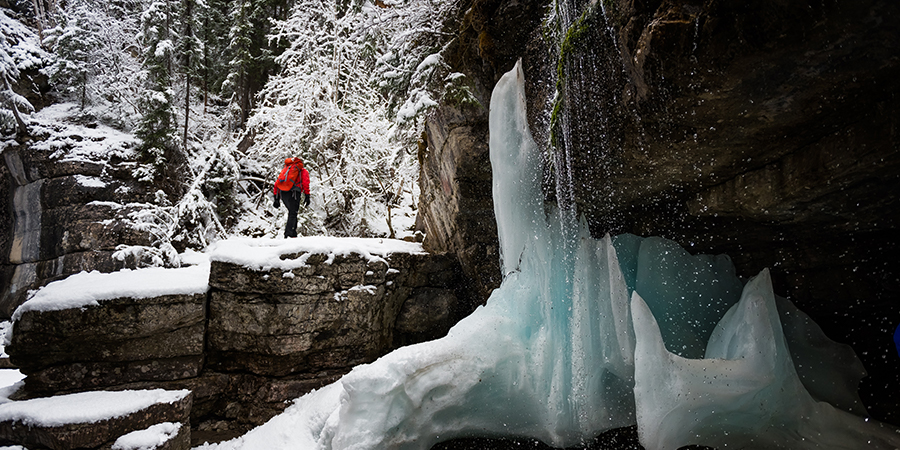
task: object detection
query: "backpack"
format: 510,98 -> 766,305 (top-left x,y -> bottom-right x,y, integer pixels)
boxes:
274,158 -> 303,192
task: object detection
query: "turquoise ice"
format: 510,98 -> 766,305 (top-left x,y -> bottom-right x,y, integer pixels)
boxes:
199,60 -> 900,450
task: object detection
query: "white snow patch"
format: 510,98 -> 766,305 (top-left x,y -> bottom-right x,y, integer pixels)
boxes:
0,369 -> 25,404
75,174 -> 107,188
29,103 -> 138,164
0,322 -> 9,358
349,285 -> 377,295
207,237 -> 424,272
0,389 -> 189,427
112,422 -> 182,450
10,263 -> 210,322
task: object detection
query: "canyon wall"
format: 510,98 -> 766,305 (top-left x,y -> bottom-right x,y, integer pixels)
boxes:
418,0 -> 900,424
4,247 -> 465,444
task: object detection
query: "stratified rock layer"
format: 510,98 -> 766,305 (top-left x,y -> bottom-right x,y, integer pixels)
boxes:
0,390 -> 192,450
8,293 -> 207,394
207,252 -> 461,377
5,244 -> 469,440
0,141 -> 155,318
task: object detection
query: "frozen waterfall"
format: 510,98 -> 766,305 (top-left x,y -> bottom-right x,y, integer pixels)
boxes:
202,61 -> 900,450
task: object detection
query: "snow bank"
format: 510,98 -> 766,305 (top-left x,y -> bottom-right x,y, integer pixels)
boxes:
207,236 -> 425,271
28,103 -> 139,164
112,422 -> 182,450
0,370 -> 24,404
11,262 -> 210,321
0,389 -> 189,427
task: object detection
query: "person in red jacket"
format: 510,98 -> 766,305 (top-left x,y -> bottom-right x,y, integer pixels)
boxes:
273,157 -> 310,238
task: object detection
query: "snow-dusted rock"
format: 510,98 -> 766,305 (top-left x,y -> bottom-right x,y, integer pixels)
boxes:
7,293 -> 206,394
4,238 -> 474,436
0,140 -> 153,318
207,248 -> 466,378
0,389 -> 191,450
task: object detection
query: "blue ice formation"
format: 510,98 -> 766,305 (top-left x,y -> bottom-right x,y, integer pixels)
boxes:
203,61 -> 900,450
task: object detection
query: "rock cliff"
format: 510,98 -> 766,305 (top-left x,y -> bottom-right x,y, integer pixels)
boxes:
0,119 -> 157,318
419,0 -> 900,425
4,241 -> 468,443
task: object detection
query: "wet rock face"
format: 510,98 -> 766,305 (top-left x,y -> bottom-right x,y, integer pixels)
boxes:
544,0 -> 900,423
420,0 -> 899,425
417,0 -> 550,302
0,142 -> 155,318
418,104 -> 501,302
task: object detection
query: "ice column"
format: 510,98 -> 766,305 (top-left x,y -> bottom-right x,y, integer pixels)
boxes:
632,270 -> 900,450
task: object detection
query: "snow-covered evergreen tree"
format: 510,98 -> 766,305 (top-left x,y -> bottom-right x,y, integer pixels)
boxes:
43,1 -> 96,109
0,7 -> 49,134
135,0 -> 178,181
196,0 -> 230,112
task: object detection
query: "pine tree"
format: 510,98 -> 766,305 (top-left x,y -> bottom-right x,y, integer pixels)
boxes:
44,1 -> 97,109
135,0 -> 178,180
176,0 -> 203,150
224,0 -> 290,129
196,0 -> 230,112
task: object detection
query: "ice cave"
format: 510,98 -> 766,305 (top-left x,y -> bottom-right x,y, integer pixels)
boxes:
202,62 -> 900,450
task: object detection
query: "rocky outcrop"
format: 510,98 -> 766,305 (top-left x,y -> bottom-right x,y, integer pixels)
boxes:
0,138 -> 155,318
4,242 -> 470,441
208,251 -> 463,378
0,389 -> 192,450
418,104 -> 501,302
7,293 -> 207,394
416,0 -> 550,302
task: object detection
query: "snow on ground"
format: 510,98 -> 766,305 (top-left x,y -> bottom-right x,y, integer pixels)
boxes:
112,422 -> 182,450
9,260 -> 211,322
0,321 -> 24,405
27,103 -> 139,164
0,389 -> 189,427
207,236 -> 425,271
0,369 -> 24,404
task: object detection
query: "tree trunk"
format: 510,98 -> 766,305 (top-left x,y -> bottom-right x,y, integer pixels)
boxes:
31,0 -> 44,43
183,0 -> 193,151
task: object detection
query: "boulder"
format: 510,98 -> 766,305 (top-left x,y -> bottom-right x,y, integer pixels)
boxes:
207,252 -> 442,376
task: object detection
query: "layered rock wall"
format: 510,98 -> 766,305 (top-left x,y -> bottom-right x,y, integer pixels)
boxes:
0,141 -> 154,318
5,246 -> 467,442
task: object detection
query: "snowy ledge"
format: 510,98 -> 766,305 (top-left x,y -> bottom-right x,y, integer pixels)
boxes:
112,422 -> 182,450
0,389 -> 189,427
207,237 -> 426,272
10,262 -> 210,322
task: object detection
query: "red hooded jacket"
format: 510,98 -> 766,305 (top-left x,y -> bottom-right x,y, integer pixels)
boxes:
273,158 -> 310,195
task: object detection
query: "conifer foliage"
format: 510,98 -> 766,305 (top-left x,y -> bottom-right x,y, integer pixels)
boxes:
134,0 -> 178,181
4,0 -> 471,256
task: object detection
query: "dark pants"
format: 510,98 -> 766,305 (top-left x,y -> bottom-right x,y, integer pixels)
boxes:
281,190 -> 301,238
